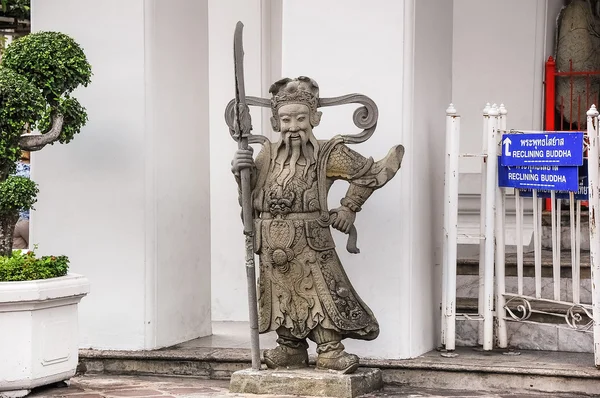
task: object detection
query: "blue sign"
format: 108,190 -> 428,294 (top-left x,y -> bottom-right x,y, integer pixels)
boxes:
518,160 -> 589,200
500,132 -> 584,167
498,162 -> 579,191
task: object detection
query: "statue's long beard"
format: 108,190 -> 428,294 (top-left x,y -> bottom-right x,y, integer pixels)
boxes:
271,131 -> 320,188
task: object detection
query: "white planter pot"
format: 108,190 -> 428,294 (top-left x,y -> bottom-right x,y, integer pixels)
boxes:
0,273 -> 89,398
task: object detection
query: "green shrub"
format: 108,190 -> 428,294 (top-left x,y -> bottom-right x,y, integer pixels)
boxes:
0,175 -> 38,216
0,30 -> 91,257
0,249 -> 69,282
2,31 -> 92,103
37,95 -> 88,144
0,67 -> 45,174
1,31 -> 91,145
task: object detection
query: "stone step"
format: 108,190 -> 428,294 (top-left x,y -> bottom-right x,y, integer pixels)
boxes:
456,273 -> 592,303
457,249 -> 593,303
542,209 -> 589,227
455,318 -> 595,354
541,210 -> 590,250
455,246 -> 595,353
458,249 -> 591,277
78,347 -> 600,396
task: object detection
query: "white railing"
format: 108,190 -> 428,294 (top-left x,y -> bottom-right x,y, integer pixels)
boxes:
442,103 -> 600,367
441,104 -> 460,351
587,106 -> 600,367
442,103 -> 499,351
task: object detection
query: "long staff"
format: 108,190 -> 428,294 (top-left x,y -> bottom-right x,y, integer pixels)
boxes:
232,21 -> 260,370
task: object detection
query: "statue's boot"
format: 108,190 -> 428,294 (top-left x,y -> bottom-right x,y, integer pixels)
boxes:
264,333 -> 308,369
311,326 -> 359,374
316,349 -> 359,374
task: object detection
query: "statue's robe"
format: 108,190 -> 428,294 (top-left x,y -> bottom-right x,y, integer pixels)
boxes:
248,136 -> 403,341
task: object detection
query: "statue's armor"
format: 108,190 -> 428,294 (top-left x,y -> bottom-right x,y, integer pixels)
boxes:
249,138 -> 391,341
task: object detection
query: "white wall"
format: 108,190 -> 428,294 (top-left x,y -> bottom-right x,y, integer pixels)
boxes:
277,0 -> 451,359
410,0 -> 454,356
209,0 -> 277,321
208,0 -> 452,360
30,0 -> 211,349
146,0 -> 211,349
452,0 -> 563,175
546,1 -> 566,58
207,0 -> 410,357
279,0 -> 406,359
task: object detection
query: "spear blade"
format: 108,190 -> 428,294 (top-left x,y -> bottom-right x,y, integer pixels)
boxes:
233,21 -> 252,142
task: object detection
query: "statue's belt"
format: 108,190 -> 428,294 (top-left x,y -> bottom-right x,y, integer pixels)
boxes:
260,212 -> 321,221
258,211 -> 360,254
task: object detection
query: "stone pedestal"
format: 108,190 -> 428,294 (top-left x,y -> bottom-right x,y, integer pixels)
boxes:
229,367 -> 383,398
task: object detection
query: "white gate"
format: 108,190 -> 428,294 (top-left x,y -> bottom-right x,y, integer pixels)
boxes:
442,103 -> 600,367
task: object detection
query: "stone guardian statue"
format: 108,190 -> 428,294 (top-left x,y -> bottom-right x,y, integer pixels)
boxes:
229,76 -> 404,374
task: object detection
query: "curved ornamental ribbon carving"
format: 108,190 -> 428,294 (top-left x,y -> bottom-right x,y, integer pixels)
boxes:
224,93 -> 378,146
318,94 -> 378,144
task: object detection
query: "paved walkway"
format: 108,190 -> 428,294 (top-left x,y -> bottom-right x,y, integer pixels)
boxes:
27,375 -> 592,398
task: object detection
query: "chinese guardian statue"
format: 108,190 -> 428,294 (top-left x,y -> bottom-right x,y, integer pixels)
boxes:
231,76 -> 404,374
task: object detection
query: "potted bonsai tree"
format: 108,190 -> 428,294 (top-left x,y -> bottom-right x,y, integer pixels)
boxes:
0,31 -> 91,398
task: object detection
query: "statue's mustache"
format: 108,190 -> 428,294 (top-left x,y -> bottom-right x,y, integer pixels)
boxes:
283,130 -> 306,141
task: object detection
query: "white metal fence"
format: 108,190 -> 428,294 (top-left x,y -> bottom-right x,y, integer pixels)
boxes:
442,103 -> 600,367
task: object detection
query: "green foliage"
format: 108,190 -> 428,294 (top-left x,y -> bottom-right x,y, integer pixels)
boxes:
0,31 -> 92,151
0,250 -> 69,282
0,67 -> 44,173
38,96 -> 88,144
0,31 -> 90,260
0,175 -> 37,215
0,0 -> 30,20
2,31 -> 92,103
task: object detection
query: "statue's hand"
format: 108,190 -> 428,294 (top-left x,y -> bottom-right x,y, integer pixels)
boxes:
330,206 -> 356,234
231,148 -> 255,176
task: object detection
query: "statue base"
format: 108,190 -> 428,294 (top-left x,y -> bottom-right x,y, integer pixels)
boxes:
229,367 -> 383,398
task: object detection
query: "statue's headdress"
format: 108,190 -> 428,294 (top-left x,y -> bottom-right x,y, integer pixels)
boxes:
269,76 -> 321,130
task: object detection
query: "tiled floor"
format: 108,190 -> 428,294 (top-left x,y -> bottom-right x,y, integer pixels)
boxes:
26,374 -> 591,398
28,375 -> 231,398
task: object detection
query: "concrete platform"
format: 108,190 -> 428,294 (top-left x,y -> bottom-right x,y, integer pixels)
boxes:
229,367 -> 383,398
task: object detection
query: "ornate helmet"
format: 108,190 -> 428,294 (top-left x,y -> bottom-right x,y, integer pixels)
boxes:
269,76 -> 321,131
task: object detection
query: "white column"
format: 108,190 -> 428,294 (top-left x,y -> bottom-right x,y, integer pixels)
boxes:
207,0 -> 274,322
30,0 -> 211,350
410,0 -> 454,357
274,0 -> 453,359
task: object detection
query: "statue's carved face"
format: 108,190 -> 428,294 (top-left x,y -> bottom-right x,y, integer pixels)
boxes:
277,103 -> 312,143
271,102 -> 321,185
